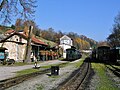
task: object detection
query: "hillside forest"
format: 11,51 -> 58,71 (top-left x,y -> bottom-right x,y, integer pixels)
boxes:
0,19 -> 97,50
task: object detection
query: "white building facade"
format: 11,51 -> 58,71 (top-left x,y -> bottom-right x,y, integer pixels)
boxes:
59,35 -> 73,58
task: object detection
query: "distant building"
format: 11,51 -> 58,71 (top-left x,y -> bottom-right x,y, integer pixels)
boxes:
59,35 -> 73,58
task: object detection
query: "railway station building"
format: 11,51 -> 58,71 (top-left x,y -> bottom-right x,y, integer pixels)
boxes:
0,28 -> 59,62
59,35 -> 73,58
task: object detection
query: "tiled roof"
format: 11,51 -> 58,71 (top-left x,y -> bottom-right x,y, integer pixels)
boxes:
5,29 -> 15,34
60,35 -> 71,40
31,36 -> 47,46
2,30 -> 48,46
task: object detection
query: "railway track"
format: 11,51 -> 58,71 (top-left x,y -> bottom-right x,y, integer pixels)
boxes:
105,62 -> 120,88
105,62 -> 120,78
0,68 -> 50,90
58,57 -> 91,90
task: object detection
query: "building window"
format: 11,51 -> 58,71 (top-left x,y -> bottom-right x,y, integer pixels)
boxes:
16,39 -> 18,41
19,37 -> 22,42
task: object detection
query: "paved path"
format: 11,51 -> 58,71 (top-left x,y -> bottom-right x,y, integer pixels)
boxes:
0,60 -> 68,81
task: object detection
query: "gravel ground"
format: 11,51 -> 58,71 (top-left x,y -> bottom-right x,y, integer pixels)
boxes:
85,65 -> 120,90
85,70 -> 100,90
106,68 -> 120,88
0,60 -> 68,81
6,61 -> 79,90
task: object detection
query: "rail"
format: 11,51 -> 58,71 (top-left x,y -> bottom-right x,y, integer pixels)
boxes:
0,69 -> 50,90
58,57 -> 91,90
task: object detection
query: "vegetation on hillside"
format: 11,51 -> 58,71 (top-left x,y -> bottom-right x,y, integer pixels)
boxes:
0,19 -> 97,50
40,29 -> 97,50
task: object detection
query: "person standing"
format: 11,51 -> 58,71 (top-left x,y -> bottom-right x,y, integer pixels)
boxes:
34,55 -> 37,68
31,52 -> 34,62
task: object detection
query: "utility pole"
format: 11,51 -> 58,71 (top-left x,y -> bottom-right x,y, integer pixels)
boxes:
24,26 -> 33,63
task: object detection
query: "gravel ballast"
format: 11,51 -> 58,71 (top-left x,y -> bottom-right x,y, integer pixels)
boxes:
6,60 -> 82,90
0,60 -> 68,81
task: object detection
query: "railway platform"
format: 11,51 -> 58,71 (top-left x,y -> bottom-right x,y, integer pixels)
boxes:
0,60 -> 68,81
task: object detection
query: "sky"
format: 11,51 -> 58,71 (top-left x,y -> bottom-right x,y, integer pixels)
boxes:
34,0 -> 120,42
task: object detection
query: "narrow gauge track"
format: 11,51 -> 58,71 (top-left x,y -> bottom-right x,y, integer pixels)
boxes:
0,68 -> 50,90
59,57 -> 91,90
105,62 -> 120,78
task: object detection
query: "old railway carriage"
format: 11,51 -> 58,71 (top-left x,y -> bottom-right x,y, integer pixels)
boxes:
91,46 -> 110,61
110,47 -> 120,62
97,46 -> 110,61
66,48 -> 82,61
91,46 -> 120,63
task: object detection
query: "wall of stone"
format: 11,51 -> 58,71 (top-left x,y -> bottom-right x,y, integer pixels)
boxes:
8,35 -> 27,44
0,42 -> 26,62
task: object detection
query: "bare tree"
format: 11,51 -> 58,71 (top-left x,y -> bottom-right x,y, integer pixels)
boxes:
107,12 -> 120,47
24,25 -> 33,63
0,0 -> 36,24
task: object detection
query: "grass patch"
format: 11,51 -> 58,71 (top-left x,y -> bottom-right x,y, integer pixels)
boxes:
74,59 -> 84,68
58,57 -> 64,61
41,56 -> 85,69
15,62 -> 69,76
59,62 -> 70,68
41,62 -> 69,69
16,68 -> 40,76
92,63 -> 119,90
15,58 -> 84,76
37,84 -> 44,90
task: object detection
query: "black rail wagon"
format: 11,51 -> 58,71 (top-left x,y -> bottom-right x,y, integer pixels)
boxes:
97,46 -> 110,61
91,46 -> 110,61
110,47 -> 120,62
66,48 -> 82,61
91,46 -> 120,63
